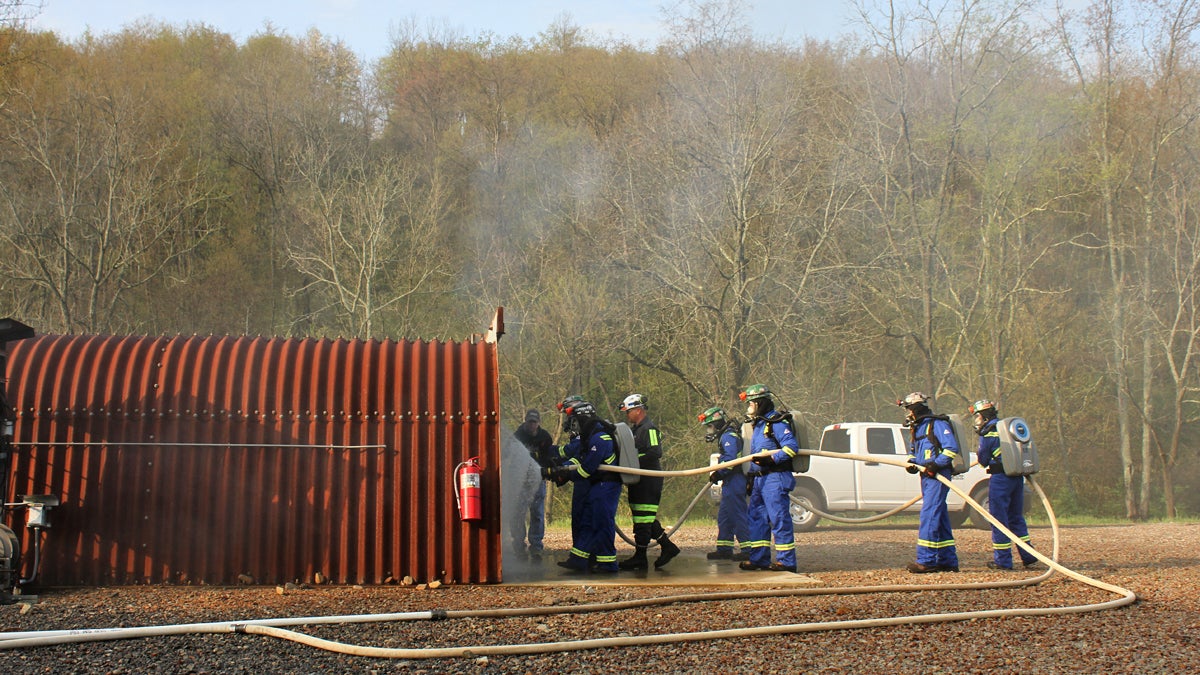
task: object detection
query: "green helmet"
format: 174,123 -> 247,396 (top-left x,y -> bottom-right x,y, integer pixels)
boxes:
556,394 -> 585,412
698,406 -> 730,442
969,399 -> 997,416
697,406 -> 729,426
739,384 -> 772,402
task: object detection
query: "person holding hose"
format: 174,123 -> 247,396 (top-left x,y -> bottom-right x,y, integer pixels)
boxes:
899,391 -> 960,573
544,397 -> 622,574
738,384 -> 799,573
617,393 -> 681,570
698,406 -> 750,561
969,399 -> 1038,570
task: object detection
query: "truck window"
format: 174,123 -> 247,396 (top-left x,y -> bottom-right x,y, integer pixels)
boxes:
820,428 -> 851,453
866,427 -> 897,455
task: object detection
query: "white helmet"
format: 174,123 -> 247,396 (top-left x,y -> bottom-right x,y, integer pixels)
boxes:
619,393 -> 647,411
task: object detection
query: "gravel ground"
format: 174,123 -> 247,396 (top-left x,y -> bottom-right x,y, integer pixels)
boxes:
0,522 -> 1196,674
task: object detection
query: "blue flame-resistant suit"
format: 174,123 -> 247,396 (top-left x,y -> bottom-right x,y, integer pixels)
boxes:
555,436 -> 590,556
556,425 -> 621,572
977,418 -> 1035,568
711,427 -> 749,555
746,416 -> 799,569
908,415 -> 959,569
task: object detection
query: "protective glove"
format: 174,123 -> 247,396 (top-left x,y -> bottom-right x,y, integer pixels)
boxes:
922,463 -> 939,478
708,471 -> 722,484
746,476 -> 756,496
540,466 -> 556,481
905,463 -> 920,475
751,454 -> 774,467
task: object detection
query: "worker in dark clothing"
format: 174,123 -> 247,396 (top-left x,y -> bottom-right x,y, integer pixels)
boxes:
544,397 -> 621,573
899,391 -> 960,573
699,406 -> 750,561
512,409 -> 556,559
970,399 -> 1038,570
617,393 -> 681,570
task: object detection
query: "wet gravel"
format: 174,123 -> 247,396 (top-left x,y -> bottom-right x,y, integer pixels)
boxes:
1,522 -> 1196,674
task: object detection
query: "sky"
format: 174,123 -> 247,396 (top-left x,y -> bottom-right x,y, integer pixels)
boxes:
27,0 -> 861,62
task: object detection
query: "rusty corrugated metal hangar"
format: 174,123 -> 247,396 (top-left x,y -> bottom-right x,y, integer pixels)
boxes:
1,312 -> 504,586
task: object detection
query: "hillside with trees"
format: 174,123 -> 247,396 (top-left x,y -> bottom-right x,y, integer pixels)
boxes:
0,0 -> 1197,521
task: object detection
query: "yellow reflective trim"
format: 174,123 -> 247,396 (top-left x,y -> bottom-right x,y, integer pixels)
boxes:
917,538 -> 957,548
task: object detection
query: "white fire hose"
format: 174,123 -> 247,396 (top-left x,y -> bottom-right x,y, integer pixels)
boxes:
0,449 -> 1135,659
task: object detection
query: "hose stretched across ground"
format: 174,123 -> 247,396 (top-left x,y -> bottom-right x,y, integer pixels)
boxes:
0,450 -> 1136,659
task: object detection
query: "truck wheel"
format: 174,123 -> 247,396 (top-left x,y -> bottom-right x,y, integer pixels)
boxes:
968,485 -> 992,530
790,486 -> 823,532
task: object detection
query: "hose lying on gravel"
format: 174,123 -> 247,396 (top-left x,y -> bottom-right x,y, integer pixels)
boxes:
0,450 -> 1136,659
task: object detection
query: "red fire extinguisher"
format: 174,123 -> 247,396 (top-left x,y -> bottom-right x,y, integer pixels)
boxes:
454,457 -> 483,522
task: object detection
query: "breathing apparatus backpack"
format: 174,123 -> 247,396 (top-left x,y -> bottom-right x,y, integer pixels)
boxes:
995,417 -> 1040,476
613,422 -> 640,485
920,414 -> 972,475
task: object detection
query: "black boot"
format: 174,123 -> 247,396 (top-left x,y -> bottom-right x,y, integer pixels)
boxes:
654,536 -> 681,569
618,548 -> 649,570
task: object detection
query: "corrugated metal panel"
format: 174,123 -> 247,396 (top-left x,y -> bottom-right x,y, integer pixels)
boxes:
4,331 -> 502,585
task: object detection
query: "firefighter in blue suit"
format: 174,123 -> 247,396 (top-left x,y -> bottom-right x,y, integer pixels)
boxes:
544,397 -> 621,573
900,392 -> 960,573
549,395 -> 588,558
970,400 -> 1037,570
699,406 -> 750,561
738,385 -> 800,573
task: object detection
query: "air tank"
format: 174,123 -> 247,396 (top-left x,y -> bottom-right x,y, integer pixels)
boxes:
996,417 -> 1039,476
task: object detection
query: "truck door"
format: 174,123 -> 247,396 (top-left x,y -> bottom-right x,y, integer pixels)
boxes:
858,426 -> 920,508
816,426 -> 856,510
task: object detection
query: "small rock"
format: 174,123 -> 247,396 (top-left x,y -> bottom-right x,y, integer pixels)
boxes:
275,586 -> 285,595
19,603 -> 33,615
428,580 -> 441,589
237,574 -> 254,584
314,572 -> 324,585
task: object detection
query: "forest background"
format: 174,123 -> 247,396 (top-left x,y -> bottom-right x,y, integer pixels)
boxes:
0,0 -> 1196,523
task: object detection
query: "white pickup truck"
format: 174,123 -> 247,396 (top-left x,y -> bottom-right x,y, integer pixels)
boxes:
712,421 -> 1023,531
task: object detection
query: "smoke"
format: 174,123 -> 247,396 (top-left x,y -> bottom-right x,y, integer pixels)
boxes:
498,424 -> 543,564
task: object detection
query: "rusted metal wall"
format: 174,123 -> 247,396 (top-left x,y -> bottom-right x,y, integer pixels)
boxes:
3,328 -> 502,585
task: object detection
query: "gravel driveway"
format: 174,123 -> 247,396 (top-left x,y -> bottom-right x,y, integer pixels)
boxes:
1,522 -> 1195,673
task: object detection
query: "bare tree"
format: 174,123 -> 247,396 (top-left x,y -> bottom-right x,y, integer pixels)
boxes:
0,69 -> 220,333
601,0 -> 854,419
284,143 -> 454,339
